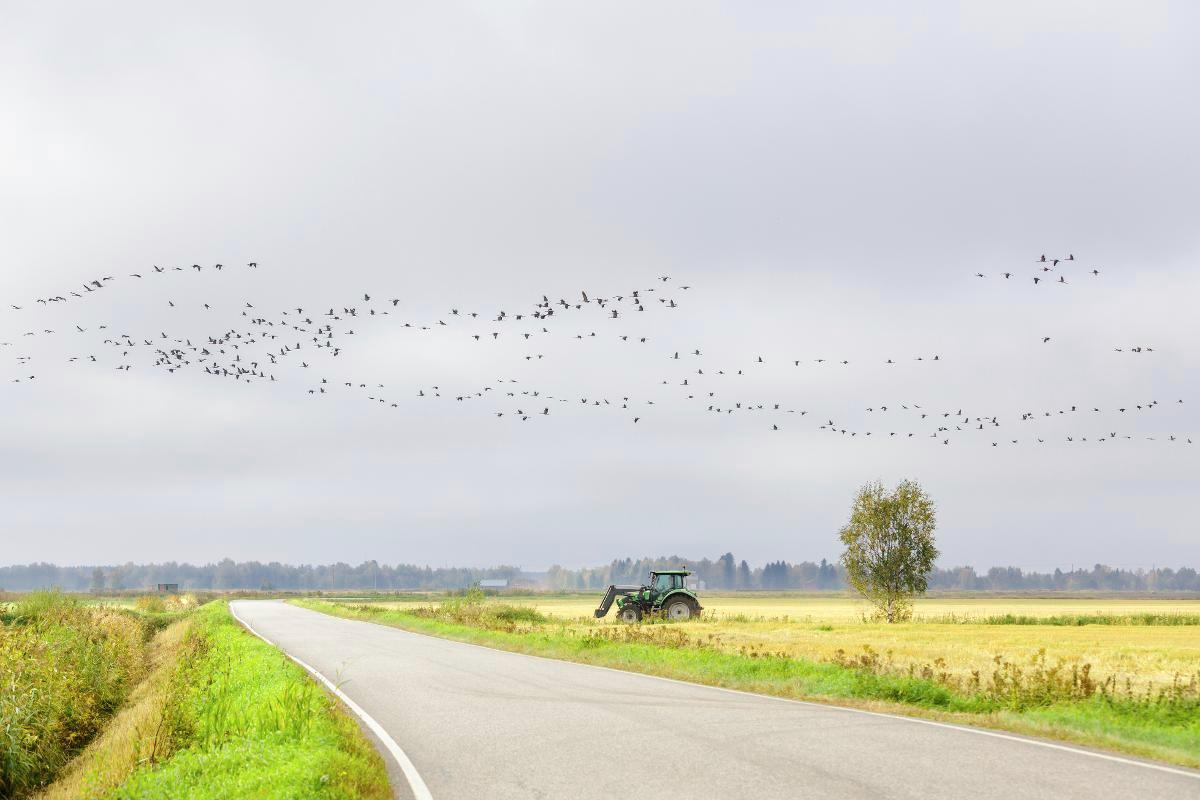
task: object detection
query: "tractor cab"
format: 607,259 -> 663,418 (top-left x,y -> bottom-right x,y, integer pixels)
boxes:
649,570 -> 688,598
594,567 -> 703,623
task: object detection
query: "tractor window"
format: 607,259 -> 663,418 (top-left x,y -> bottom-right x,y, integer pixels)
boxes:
653,574 -> 681,592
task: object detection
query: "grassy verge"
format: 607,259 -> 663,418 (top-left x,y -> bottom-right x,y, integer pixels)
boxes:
0,591 -> 191,797
293,596 -> 1200,770
33,618 -> 194,800
106,601 -> 390,800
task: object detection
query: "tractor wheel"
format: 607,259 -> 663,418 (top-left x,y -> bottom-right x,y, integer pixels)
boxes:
666,598 -> 693,621
620,605 -> 642,624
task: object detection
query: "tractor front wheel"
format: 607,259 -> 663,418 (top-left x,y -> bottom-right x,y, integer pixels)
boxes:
619,605 -> 642,624
665,598 -> 694,621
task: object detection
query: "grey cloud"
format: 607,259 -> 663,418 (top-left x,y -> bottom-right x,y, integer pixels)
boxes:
1,2 -> 1197,570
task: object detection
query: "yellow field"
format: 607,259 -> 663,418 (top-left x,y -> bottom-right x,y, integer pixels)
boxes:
369,593 -> 1200,692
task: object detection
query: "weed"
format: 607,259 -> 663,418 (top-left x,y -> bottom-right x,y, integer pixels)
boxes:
0,591 -> 148,796
134,596 -> 167,614
295,597 -> 1200,769
979,612 -> 1200,626
405,587 -> 549,631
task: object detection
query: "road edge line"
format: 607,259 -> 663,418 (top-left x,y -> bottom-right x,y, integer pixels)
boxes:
298,601 -> 1200,782
229,601 -> 434,800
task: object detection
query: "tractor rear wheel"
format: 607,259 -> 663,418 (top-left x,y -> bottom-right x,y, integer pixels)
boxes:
620,605 -> 642,623
665,598 -> 693,621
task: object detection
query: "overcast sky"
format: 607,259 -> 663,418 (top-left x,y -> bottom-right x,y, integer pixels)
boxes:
2,2 -> 1197,571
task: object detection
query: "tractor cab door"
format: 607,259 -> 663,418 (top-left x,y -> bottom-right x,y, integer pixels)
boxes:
650,573 -> 682,607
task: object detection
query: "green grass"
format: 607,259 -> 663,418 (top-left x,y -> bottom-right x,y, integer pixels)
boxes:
352,593 -> 1200,692
107,602 -> 389,800
294,598 -> 1200,770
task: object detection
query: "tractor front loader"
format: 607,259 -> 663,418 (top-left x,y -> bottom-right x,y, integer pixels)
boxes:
594,584 -> 643,622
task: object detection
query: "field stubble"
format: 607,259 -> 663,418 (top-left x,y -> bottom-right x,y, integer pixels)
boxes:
364,593 -> 1200,701
300,591 -> 1200,767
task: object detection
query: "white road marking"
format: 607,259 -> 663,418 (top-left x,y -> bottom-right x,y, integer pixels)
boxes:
229,601 -> 434,800
314,604 -> 1200,782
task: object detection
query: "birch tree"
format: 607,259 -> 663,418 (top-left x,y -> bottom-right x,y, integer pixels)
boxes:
838,479 -> 939,622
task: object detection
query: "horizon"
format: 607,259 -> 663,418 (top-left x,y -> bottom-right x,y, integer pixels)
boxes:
5,555 -> 1196,595
4,555 -> 1195,575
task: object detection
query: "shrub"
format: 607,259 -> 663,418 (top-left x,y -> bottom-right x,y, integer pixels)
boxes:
0,592 -> 148,796
404,589 -> 550,631
135,595 -> 167,614
166,593 -> 200,611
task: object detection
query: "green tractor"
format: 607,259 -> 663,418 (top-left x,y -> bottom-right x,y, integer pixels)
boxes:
594,568 -> 702,623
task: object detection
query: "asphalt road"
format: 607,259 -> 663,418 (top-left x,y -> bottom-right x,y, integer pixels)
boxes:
230,600 -> 1199,800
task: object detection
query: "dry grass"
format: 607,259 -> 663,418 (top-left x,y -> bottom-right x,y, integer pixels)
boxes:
299,597 -> 1200,768
33,618 -> 193,800
0,593 -> 150,796
379,593 -> 1200,622
365,593 -> 1200,695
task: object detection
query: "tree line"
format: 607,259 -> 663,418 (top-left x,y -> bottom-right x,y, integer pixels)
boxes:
0,557 -> 1196,593
547,555 -> 1200,593
0,560 -> 522,593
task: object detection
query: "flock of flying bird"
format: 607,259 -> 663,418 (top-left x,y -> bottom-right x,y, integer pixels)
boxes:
974,253 -> 1102,284
1,255 -> 1191,447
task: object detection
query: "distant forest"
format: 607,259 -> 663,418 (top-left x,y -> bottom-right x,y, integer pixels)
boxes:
1,556 -> 1197,593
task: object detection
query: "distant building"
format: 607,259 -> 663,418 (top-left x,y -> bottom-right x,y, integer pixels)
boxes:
479,579 -> 509,589
685,578 -> 706,591
156,583 -> 180,593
